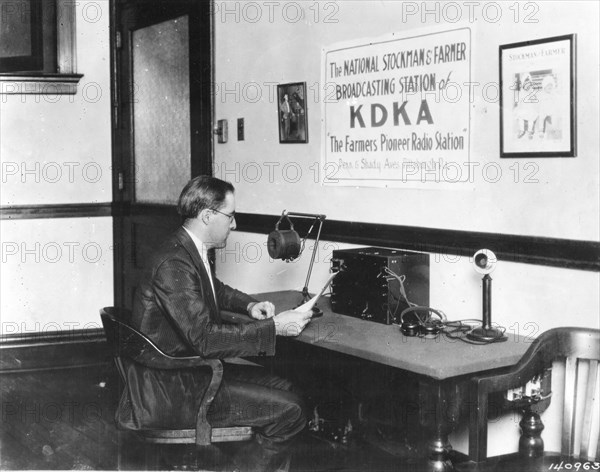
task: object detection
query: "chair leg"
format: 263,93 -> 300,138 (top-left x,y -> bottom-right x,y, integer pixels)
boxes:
518,408 -> 544,458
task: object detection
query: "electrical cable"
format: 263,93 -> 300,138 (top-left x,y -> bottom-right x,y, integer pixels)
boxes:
383,266 -> 418,323
383,267 -> 417,308
381,267 -> 506,345
398,306 -> 506,345
442,320 -> 508,344
347,265 -> 505,345
295,217 -> 318,261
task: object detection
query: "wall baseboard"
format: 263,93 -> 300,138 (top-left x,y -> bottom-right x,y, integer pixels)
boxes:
0,329 -> 111,373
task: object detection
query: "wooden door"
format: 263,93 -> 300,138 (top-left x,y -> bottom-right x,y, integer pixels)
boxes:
111,0 -> 212,309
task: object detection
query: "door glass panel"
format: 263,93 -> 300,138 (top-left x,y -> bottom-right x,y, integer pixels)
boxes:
0,0 -> 34,57
132,15 -> 191,204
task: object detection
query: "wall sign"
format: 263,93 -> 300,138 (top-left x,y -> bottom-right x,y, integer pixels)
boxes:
322,27 -> 472,186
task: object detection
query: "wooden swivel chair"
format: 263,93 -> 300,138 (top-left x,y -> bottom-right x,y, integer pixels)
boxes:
100,307 -> 253,447
467,327 -> 599,470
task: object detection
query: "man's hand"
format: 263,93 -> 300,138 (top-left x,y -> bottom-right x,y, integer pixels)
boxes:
247,301 -> 275,320
273,310 -> 312,337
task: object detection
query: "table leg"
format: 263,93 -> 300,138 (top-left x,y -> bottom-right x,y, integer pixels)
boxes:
426,425 -> 454,471
418,378 -> 466,472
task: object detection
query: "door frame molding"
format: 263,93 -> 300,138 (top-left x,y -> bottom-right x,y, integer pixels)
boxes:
110,0 -> 214,308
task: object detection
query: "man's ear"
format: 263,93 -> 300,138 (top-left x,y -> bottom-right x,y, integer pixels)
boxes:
200,209 -> 211,225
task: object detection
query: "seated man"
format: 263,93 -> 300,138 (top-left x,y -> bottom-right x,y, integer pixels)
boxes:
120,175 -> 312,471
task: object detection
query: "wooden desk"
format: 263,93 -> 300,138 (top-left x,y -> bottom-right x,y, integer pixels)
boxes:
249,291 -> 532,471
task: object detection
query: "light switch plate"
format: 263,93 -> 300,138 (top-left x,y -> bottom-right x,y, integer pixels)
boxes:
237,118 -> 244,141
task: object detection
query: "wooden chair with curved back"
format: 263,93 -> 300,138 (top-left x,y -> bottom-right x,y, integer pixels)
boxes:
100,307 -> 253,447
467,327 -> 600,470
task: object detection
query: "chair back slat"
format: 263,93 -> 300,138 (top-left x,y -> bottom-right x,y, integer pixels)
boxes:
580,359 -> 599,460
561,354 -> 600,460
562,356 -> 577,457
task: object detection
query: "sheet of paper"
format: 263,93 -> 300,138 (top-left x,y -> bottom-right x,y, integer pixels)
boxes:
294,271 -> 338,312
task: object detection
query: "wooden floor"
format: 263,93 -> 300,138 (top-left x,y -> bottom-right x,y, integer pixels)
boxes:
1,364 -> 144,470
0,363 -> 414,471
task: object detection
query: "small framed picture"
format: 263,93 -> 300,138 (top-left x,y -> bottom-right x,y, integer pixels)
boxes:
277,82 -> 308,143
499,34 -> 576,158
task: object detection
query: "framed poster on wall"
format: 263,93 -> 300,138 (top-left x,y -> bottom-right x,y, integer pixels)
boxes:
277,82 -> 308,143
500,34 -> 576,158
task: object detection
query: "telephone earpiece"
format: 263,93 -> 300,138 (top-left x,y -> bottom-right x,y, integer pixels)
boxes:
400,319 -> 421,337
400,307 -> 446,337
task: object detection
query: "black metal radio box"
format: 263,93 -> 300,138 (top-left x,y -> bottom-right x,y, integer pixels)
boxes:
330,247 -> 430,325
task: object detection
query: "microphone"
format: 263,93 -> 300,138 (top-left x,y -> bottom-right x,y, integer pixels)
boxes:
467,249 -> 507,343
267,211 -> 301,261
473,249 -> 497,275
267,229 -> 301,261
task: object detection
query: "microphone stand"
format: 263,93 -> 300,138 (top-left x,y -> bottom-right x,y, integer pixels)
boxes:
467,274 -> 507,342
284,211 -> 326,316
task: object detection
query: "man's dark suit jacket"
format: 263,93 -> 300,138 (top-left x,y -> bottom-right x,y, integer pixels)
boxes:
117,227 -> 276,430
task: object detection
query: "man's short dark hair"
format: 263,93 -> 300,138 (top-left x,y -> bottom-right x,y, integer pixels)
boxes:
177,176 -> 235,220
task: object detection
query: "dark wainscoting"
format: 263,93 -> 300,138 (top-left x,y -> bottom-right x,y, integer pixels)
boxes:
0,203 -> 113,220
236,213 -> 599,272
1,203 -> 598,271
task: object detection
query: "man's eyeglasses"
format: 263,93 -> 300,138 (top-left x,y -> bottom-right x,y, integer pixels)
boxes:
211,209 -> 236,221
